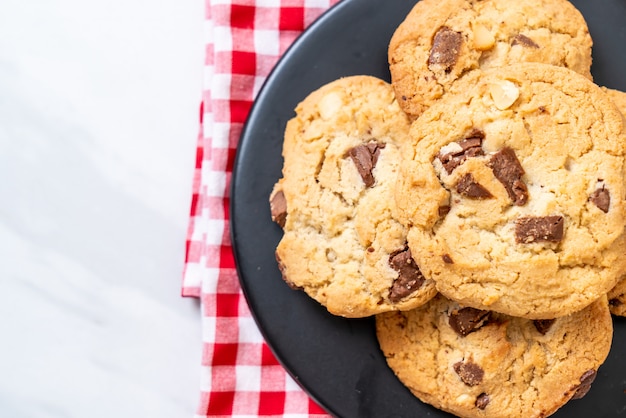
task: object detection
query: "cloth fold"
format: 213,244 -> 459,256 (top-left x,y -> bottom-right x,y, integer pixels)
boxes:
183,1 -> 340,416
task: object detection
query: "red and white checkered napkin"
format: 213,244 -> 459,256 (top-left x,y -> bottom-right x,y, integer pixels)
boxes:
182,1 -> 340,416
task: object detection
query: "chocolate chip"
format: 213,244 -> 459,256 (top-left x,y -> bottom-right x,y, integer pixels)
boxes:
438,154 -> 461,174
462,140 -> 486,158
571,370 -> 597,399
515,216 -> 564,243
449,307 -> 491,336
609,298 -> 623,307
590,186 -> 610,213
428,26 -> 463,72
454,361 -> 484,386
475,393 -> 490,410
487,147 -> 528,205
442,254 -> 454,264
439,205 -> 451,217
533,319 -> 556,335
465,128 -> 483,141
511,34 -> 540,48
437,130 -> 485,174
388,247 -> 425,303
270,190 -> 287,228
456,173 -> 493,199
348,142 -> 386,188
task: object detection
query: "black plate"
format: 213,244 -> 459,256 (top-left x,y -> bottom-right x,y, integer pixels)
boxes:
231,0 -> 626,416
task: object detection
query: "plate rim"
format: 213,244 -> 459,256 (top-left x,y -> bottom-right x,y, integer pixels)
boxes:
229,0 -> 626,416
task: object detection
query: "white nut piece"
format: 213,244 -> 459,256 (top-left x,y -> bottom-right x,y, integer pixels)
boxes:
454,394 -> 474,407
473,24 -> 495,51
489,79 -> 519,110
318,92 -> 343,120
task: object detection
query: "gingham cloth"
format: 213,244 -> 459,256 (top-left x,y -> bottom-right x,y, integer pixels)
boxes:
182,1 -> 340,416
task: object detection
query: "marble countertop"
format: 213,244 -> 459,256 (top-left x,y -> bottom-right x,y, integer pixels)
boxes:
0,0 -> 205,416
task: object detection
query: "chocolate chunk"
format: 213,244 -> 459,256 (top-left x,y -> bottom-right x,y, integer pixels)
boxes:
437,130 -> 485,174
609,298 -> 623,307
428,26 -> 463,72
439,205 -> 451,217
465,128 -> 486,141
454,361 -> 484,386
449,307 -> 491,336
462,140 -> 486,158
515,216 -> 564,243
388,247 -> 425,303
533,319 -> 556,335
442,254 -> 454,264
275,252 -> 302,290
571,370 -> 597,399
475,393 -> 490,410
348,142 -> 386,188
488,147 -> 528,205
510,180 -> 528,204
590,186 -> 610,213
511,34 -> 540,48
270,190 -> 287,228
438,154 -> 462,175
456,173 -> 493,198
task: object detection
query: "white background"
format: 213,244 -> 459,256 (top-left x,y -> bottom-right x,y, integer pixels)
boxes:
0,0 -> 205,416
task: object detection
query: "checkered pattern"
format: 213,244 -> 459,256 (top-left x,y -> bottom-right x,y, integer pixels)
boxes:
183,1 -> 340,416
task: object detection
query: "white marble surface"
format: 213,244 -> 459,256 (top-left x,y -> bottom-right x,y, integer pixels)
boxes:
0,0 -> 205,416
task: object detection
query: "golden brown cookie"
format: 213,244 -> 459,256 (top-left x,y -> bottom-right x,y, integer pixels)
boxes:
395,63 -> 626,319
271,75 -> 437,318
388,0 -> 593,118
608,276 -> 626,316
376,294 -> 613,418
601,87 -> 626,316
602,87 -> 626,116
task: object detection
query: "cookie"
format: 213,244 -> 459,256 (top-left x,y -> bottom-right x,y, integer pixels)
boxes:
376,294 -> 613,418
271,75 -> 437,318
608,277 -> 626,316
395,63 -> 626,319
601,87 -> 626,316
603,87 -> 626,115
388,0 -> 593,118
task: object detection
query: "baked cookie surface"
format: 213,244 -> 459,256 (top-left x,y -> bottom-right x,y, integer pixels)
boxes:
608,276 -> 626,316
396,63 -> 626,319
602,87 -> 626,316
603,87 -> 626,114
376,294 -> 613,418
271,75 -> 437,318
388,0 -> 593,117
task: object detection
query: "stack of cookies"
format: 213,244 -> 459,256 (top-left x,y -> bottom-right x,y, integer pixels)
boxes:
269,0 -> 626,416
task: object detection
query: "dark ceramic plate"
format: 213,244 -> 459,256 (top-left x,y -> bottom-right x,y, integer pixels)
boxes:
231,0 -> 626,416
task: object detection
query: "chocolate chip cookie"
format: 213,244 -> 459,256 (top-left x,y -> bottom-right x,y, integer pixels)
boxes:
388,0 -> 593,117
271,75 -> 437,318
603,87 -> 626,115
608,277 -> 626,317
601,86 -> 626,317
376,294 -> 613,418
395,63 -> 626,319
